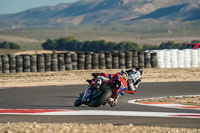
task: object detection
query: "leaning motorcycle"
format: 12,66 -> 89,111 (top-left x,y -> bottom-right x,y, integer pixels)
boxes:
74,77 -> 121,107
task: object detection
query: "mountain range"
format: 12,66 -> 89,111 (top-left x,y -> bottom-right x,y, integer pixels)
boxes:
0,0 -> 200,29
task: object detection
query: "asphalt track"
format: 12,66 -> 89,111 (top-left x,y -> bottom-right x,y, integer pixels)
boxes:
0,82 -> 200,128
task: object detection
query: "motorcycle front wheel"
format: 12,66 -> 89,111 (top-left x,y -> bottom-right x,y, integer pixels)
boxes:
89,87 -> 112,107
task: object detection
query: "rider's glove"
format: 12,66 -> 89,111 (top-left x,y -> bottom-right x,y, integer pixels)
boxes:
86,80 -> 92,84
92,73 -> 97,78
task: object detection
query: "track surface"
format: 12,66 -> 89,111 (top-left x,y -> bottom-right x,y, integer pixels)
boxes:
0,82 -> 200,128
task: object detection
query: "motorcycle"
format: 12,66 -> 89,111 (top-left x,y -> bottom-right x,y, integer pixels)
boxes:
74,76 -> 121,107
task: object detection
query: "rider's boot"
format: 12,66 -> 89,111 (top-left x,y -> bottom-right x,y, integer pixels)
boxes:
108,97 -> 116,107
108,95 -> 120,107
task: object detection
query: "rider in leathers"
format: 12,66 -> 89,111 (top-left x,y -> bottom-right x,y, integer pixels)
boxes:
83,67 -> 143,107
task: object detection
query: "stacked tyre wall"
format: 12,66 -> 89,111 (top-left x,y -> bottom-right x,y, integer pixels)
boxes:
156,49 -> 200,68
0,51 -> 157,73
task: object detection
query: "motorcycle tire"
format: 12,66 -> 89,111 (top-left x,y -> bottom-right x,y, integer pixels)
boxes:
89,87 -> 112,107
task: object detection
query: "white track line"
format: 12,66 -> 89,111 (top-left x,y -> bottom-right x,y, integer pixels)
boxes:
0,109 -> 200,118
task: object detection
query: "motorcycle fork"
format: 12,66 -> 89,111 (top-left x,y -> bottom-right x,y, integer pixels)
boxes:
82,83 -> 95,101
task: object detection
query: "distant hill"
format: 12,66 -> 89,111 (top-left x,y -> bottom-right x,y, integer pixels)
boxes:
0,0 -> 200,29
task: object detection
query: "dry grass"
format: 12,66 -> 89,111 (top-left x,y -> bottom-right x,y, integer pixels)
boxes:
141,96 -> 200,106
0,123 -> 199,133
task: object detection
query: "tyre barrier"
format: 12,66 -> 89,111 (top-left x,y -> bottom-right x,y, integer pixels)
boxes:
71,53 -> 77,70
119,52 -> 125,69
92,53 -> 99,69
0,55 -> 2,74
2,55 -> 9,73
99,52 -> 106,69
0,50 -> 161,73
138,51 -> 145,68
77,52 -> 85,70
155,49 -> 200,68
23,54 -> 31,72
125,51 -> 132,69
58,54 -> 65,71
16,55 -> 23,73
65,52 -> 72,70
112,51 -> 119,69
105,52 -> 112,69
30,55 -> 37,72
37,54 -> 45,72
44,54 -> 51,72
85,52 -> 92,70
51,53 -> 58,71
9,54 -> 16,73
132,50 -> 138,68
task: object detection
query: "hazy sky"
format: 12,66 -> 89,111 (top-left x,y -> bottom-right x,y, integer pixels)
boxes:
0,0 -> 80,15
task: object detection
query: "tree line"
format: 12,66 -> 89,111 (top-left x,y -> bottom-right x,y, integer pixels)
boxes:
42,36 -> 200,51
1,37 -> 200,51
42,36 -> 141,51
0,41 -> 21,49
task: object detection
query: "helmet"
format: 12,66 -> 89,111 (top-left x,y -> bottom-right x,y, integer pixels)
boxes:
120,70 -> 128,81
135,67 -> 143,75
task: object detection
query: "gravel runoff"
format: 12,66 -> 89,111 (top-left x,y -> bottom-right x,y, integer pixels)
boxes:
140,96 -> 200,106
0,123 -> 200,133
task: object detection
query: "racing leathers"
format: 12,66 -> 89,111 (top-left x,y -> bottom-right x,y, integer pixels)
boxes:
125,69 -> 142,93
94,72 -> 129,107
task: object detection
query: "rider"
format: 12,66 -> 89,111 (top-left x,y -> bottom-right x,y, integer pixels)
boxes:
83,67 -> 143,107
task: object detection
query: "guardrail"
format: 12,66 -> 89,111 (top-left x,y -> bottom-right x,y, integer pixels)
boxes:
0,51 -> 157,73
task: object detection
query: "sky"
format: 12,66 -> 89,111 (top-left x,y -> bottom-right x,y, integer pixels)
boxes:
0,0 -> 80,15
